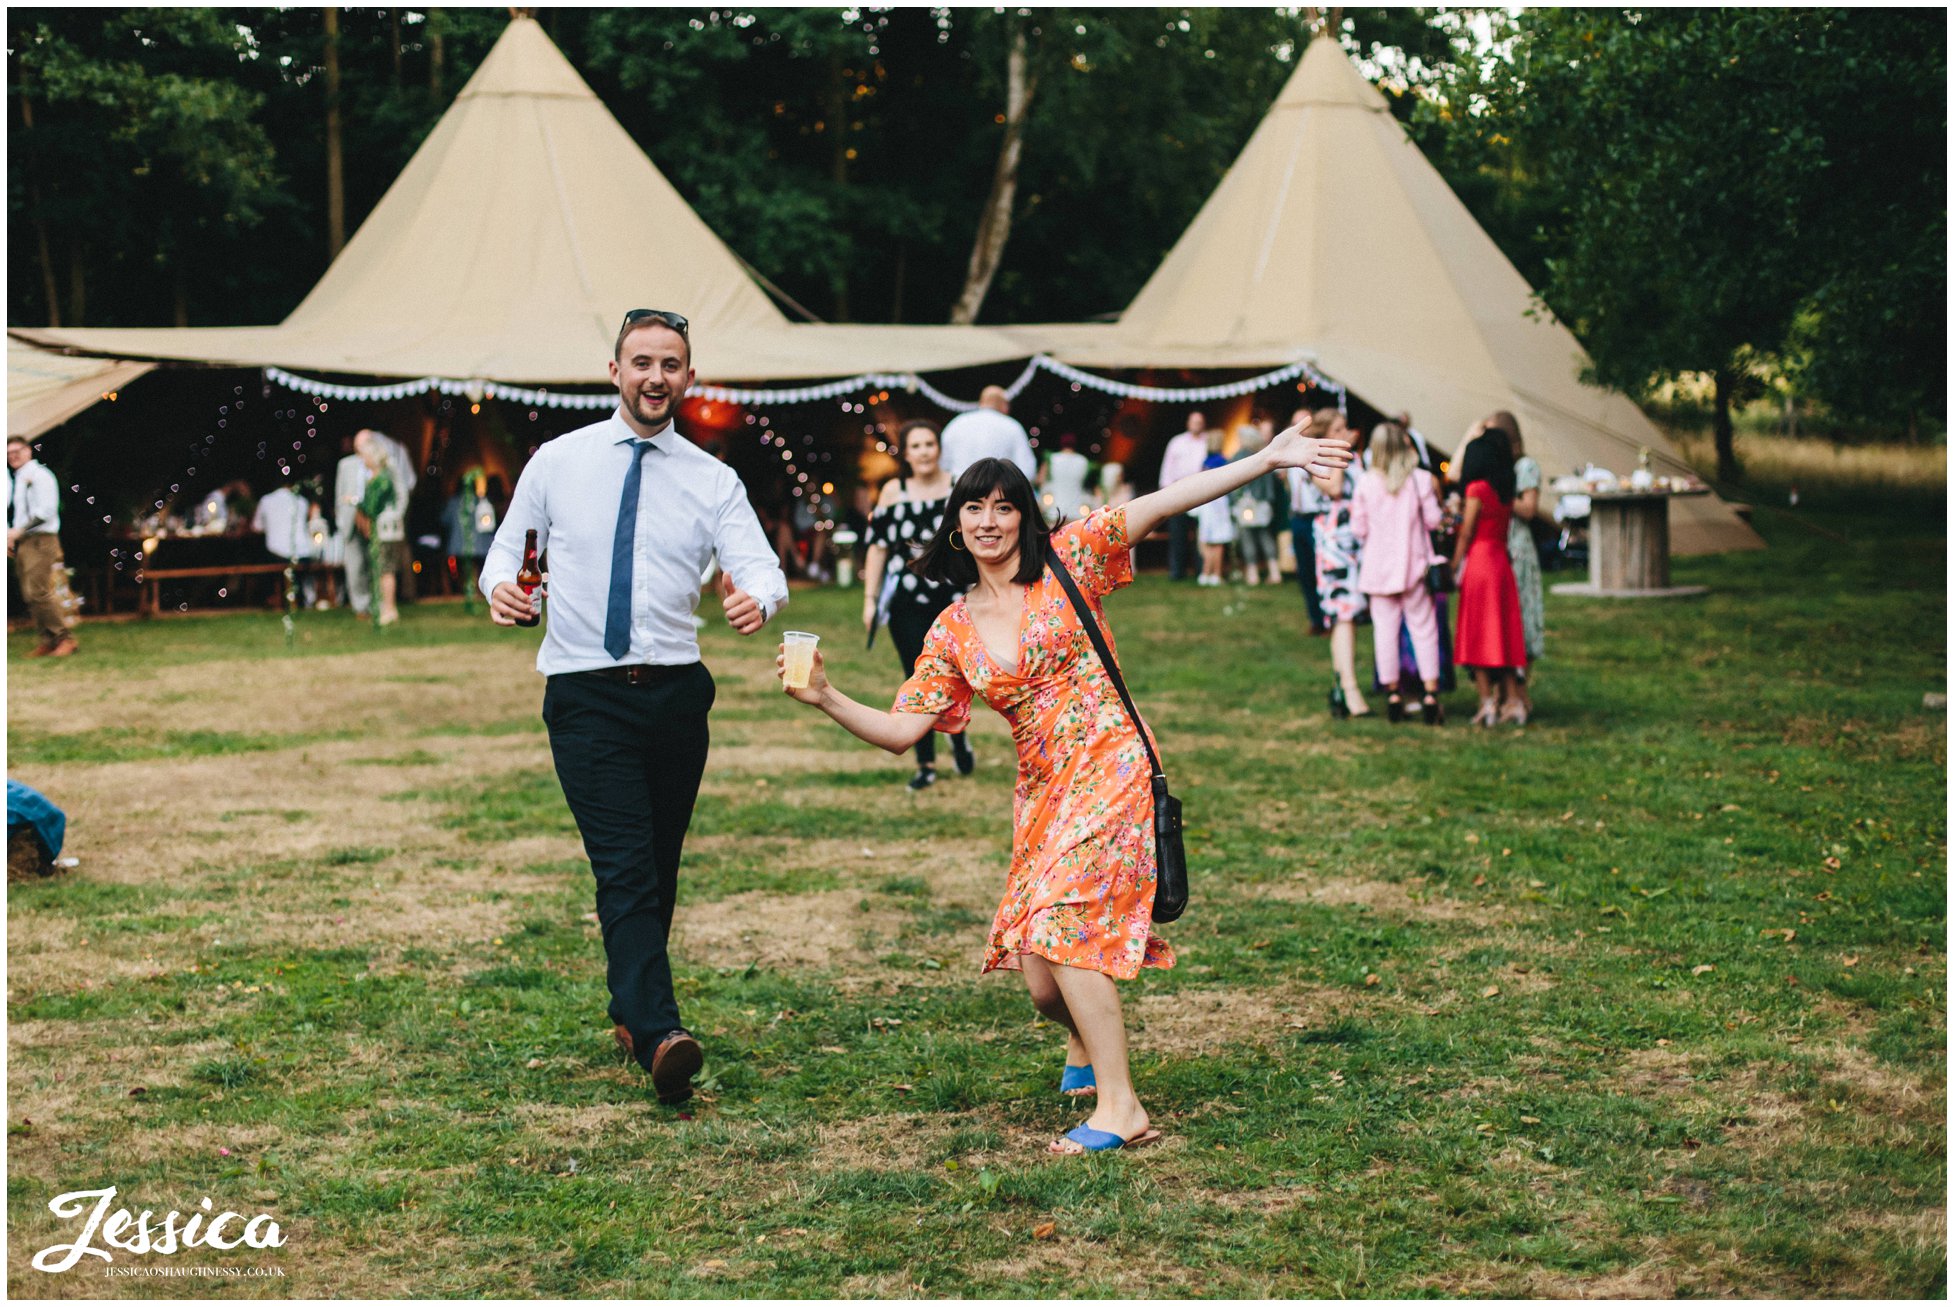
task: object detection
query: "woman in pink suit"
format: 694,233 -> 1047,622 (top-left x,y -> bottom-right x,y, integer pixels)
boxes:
1451,429 -> 1528,725
1350,423 -> 1445,725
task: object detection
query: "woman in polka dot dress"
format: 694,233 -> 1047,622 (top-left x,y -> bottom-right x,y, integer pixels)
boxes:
862,420 -> 977,789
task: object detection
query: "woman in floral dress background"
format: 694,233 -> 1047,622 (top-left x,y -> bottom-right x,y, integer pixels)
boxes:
777,421 -> 1353,1154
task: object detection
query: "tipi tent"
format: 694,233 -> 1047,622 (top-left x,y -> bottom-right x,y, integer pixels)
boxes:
11,18 -> 1021,385
8,340 -> 152,439
1011,35 -> 1760,554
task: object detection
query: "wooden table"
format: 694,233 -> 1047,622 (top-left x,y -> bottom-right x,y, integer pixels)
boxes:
139,562 -> 339,615
1552,487 -> 1710,599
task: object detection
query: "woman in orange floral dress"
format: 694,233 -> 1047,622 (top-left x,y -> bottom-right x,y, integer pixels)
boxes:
777,424 -> 1352,1154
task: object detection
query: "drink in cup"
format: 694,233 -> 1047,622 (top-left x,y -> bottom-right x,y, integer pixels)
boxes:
782,631 -> 819,690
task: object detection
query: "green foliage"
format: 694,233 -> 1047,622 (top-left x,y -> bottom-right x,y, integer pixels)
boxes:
1465,9 -> 1945,431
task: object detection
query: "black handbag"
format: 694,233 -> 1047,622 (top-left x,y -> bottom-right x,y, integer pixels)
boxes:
1046,550 -> 1189,924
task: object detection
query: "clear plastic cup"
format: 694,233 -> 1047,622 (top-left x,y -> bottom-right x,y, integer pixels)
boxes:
782,631 -> 820,690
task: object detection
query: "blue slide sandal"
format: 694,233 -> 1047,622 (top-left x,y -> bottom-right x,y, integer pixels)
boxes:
1051,1123 -> 1163,1154
1059,1063 -> 1096,1097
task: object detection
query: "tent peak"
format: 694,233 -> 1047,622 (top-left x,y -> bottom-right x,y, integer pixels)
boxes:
1275,32 -> 1392,113
456,17 -> 597,102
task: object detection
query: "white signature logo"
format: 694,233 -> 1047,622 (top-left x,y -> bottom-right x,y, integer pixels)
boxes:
32,1187 -> 286,1272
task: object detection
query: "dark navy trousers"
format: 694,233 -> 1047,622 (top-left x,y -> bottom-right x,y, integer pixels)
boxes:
543,663 -> 713,1068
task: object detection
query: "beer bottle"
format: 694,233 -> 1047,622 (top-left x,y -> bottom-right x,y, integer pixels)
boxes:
516,529 -> 543,627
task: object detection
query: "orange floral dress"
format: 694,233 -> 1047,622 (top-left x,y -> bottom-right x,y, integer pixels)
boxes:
893,507 -> 1175,981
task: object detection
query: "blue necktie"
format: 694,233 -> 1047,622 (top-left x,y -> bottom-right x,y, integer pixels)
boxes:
603,440 -> 654,660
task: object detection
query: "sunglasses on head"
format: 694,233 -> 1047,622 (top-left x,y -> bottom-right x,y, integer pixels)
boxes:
620,308 -> 689,336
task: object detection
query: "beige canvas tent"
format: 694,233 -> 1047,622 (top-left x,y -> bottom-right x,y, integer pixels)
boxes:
11,18 -> 1021,385
1009,35 -> 1761,554
8,340 -> 153,439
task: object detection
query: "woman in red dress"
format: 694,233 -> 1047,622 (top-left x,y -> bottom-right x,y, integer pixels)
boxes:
1452,429 -> 1528,725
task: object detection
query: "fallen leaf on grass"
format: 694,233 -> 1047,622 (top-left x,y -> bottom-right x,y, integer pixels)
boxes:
818,1045 -> 848,1054
1364,973 -> 1380,987
892,1083 -> 914,1093
1691,964 -> 1715,976
1471,874 -> 1487,888
1520,1115 -> 1541,1125
1464,832 -> 1481,845
1032,1222 -> 1057,1241
1843,955 -> 1859,967
1761,928 -> 1796,943
1824,856 -> 1841,871
1479,985 -> 1500,999
525,1057 -> 544,1069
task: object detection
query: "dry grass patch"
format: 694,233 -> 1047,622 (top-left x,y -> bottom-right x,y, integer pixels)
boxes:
1257,873 -> 1520,927
6,643 -> 541,742
1130,984 -> 1363,1055
677,887 -> 916,971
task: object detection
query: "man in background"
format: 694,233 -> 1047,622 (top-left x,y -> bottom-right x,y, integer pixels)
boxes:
333,434 -> 372,616
1157,411 -> 1210,581
940,386 -> 1036,480
7,435 -> 77,657
253,478 -> 319,607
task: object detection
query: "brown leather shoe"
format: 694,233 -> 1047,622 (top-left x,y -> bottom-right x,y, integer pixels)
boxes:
24,641 -> 54,658
613,1023 -> 636,1061
649,1030 -> 703,1106
47,638 -> 78,658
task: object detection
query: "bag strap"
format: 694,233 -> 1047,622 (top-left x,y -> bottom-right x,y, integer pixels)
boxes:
1045,548 -> 1167,783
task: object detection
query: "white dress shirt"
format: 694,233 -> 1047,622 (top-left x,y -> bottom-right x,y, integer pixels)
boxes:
253,487 -> 315,559
940,408 -> 1037,480
481,409 -> 790,676
9,459 -> 60,535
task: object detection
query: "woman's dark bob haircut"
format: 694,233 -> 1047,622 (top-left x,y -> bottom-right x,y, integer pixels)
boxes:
1459,426 -> 1516,504
911,458 -> 1054,588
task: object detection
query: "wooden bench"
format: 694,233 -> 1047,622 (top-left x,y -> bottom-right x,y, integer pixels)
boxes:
139,562 -> 339,616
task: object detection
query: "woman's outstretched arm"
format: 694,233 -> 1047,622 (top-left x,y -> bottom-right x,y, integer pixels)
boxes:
776,646 -> 939,754
1125,421 -> 1353,541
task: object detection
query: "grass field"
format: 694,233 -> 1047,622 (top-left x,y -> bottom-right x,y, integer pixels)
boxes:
7,495 -> 1945,1298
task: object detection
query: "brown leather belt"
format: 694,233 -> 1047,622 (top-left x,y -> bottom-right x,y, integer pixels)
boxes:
584,662 -> 699,686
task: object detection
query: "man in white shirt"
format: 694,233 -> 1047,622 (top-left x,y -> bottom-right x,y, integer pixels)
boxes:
253,482 -> 318,605
333,436 -> 372,615
7,435 -> 76,656
939,386 -> 1036,481
1156,411 -> 1210,581
482,308 -> 788,1108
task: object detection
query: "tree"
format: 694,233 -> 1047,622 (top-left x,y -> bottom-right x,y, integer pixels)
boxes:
9,10 -> 283,327
1474,9 -> 1945,481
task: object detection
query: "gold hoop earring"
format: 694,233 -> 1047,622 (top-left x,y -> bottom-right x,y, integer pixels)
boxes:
950,530 -> 967,552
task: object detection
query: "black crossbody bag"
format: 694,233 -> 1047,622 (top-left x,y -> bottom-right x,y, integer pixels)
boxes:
1046,550 -> 1189,924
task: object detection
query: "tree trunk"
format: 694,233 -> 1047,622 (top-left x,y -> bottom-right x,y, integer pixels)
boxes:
826,50 -> 851,321
391,9 -> 403,88
17,82 -> 61,327
950,21 -> 1039,325
429,10 -> 446,98
1712,368 -> 1741,484
67,242 -> 85,327
324,7 -> 346,259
